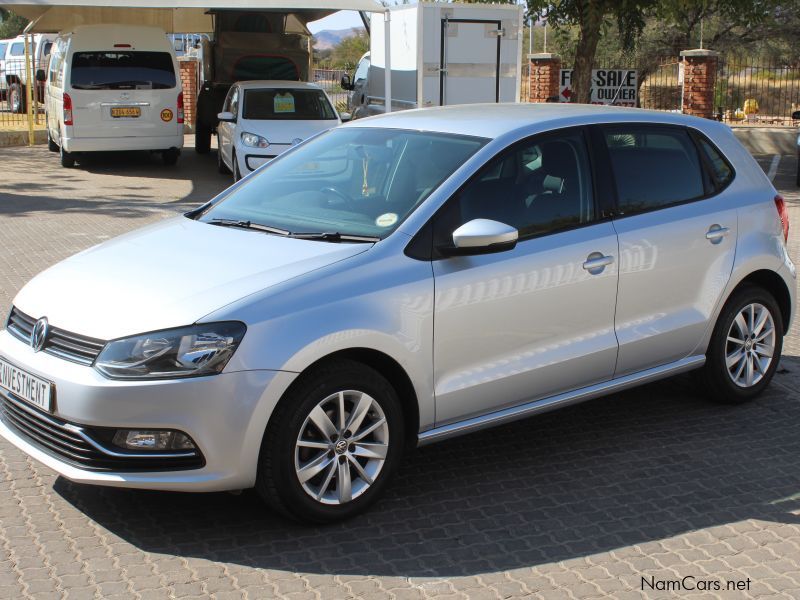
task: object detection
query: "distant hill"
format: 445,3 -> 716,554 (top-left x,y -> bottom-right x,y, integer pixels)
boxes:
313,27 -> 364,50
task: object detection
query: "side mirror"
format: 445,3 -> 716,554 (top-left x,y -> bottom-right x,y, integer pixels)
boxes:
440,219 -> 518,256
340,74 -> 353,91
36,69 -> 46,82
339,111 -> 352,122
217,111 -> 236,123
792,110 -> 800,120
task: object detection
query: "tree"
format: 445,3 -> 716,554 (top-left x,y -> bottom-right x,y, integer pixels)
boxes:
0,8 -> 28,39
527,1 -> 654,103
330,30 -> 370,70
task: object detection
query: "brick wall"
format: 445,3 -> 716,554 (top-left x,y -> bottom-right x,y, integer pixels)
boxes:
528,53 -> 561,103
680,49 -> 719,119
179,59 -> 200,133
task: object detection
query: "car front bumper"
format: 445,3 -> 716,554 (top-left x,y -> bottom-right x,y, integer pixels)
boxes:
0,330 -> 297,491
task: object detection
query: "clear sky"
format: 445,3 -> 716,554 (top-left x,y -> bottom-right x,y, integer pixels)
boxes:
307,10 -> 369,34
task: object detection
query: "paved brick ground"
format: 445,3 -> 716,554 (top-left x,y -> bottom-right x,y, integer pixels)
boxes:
0,142 -> 799,599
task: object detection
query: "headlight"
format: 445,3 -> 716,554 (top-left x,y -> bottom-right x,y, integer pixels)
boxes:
241,132 -> 269,148
95,322 -> 246,380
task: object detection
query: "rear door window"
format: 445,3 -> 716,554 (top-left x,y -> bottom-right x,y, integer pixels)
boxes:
70,51 -> 176,90
10,42 -> 27,57
603,125 -> 705,215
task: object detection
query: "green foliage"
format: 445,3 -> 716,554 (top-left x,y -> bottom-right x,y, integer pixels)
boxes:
330,30 -> 369,70
0,9 -> 28,39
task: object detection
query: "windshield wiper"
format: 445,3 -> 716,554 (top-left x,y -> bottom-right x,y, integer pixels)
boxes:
289,232 -> 380,243
207,218 -> 290,236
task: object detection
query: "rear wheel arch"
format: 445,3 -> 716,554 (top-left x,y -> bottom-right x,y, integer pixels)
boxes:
731,269 -> 792,334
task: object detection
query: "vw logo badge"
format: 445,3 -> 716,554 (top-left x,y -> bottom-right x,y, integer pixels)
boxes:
31,318 -> 49,352
291,138 -> 303,146
334,439 -> 348,455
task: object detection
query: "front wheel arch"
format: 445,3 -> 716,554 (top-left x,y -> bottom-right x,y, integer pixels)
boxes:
270,348 -> 420,449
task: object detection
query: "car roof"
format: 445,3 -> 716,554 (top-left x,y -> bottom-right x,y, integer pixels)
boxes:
346,103 -> 726,139
235,81 -> 325,91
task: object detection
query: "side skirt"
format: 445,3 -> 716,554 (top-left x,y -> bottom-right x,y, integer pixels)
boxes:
417,355 -> 706,446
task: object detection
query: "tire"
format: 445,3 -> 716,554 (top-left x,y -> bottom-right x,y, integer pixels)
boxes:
217,139 -> 230,174
698,284 -> 784,404
60,144 -> 75,168
47,128 -> 58,153
8,83 -> 24,114
195,120 -> 211,154
162,148 -> 179,166
255,359 -> 405,523
232,151 -> 241,182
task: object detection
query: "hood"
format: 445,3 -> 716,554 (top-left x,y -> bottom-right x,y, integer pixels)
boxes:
13,217 -> 370,340
240,119 -> 338,145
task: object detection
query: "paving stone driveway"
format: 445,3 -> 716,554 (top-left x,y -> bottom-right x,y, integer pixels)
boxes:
0,143 -> 799,600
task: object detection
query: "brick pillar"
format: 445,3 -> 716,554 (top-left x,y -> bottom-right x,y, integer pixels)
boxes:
179,58 -> 199,133
527,53 -> 561,103
680,49 -> 719,119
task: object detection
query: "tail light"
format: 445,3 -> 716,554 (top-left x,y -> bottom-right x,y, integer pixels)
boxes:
177,91 -> 185,124
63,92 -> 73,126
775,194 -> 789,242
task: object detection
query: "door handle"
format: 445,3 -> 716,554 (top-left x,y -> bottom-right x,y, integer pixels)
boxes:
583,253 -> 614,272
706,225 -> 730,243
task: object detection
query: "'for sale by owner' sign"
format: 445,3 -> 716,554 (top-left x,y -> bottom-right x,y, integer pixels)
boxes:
559,69 -> 637,106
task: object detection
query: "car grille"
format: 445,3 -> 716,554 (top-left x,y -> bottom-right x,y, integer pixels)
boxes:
0,390 -> 205,472
5,307 -> 106,366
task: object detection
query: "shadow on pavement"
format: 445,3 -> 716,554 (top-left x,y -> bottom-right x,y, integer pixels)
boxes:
54,363 -> 800,578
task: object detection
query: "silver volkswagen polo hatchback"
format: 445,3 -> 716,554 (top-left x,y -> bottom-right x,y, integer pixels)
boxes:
0,104 -> 795,522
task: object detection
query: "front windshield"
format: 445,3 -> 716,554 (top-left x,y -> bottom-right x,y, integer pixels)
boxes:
243,88 -> 336,121
197,128 -> 487,239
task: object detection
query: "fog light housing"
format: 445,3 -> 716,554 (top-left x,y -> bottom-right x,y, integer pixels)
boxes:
112,430 -> 196,452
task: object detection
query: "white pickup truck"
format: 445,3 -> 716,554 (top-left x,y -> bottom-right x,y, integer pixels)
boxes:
2,33 -> 56,113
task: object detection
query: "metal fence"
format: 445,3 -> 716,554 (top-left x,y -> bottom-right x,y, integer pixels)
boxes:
312,68 -> 348,111
639,58 -> 682,112
716,53 -> 800,126
524,54 -> 800,126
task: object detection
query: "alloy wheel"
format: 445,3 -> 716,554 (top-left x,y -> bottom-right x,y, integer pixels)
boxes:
725,302 -> 776,388
294,390 -> 389,505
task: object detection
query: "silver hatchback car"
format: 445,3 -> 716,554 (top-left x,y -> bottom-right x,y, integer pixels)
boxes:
0,104 -> 795,522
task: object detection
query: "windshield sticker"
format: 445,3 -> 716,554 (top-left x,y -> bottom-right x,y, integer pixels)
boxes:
274,93 -> 296,113
375,213 -> 398,228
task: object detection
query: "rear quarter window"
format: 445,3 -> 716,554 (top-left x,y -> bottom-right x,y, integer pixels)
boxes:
603,125 -> 706,216
696,135 -> 734,190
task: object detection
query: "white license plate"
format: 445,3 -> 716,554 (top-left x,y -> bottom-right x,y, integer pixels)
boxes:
0,356 -> 53,412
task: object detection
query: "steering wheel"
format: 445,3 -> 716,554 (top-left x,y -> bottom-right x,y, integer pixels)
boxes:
320,186 -> 354,209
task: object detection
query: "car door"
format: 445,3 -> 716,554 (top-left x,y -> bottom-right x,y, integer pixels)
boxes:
598,124 -> 738,377
217,85 -> 238,168
432,128 -> 620,426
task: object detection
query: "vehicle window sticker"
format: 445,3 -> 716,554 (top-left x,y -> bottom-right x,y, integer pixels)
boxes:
274,92 -> 295,113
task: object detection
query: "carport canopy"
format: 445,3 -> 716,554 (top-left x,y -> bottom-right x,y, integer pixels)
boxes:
0,0 -> 384,34
1,0 -> 394,111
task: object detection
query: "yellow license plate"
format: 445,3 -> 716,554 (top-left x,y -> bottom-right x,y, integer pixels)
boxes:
110,107 -> 141,118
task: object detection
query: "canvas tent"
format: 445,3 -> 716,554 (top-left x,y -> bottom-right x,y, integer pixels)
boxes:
0,1 -> 385,34
0,0 -> 394,111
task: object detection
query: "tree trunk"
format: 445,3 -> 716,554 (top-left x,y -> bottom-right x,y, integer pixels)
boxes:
571,0 -> 603,104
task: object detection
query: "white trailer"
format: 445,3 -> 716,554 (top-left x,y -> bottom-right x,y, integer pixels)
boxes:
345,2 -> 523,118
